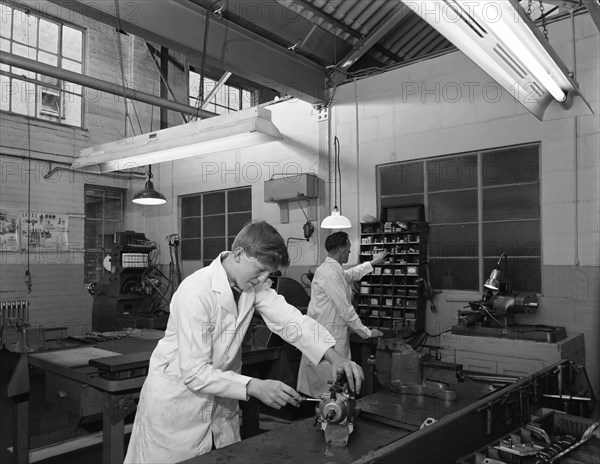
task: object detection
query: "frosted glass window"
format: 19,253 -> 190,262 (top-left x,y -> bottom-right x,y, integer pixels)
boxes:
188,69 -> 256,113
378,144 -> 540,291
180,187 -> 252,262
2,4 -> 83,126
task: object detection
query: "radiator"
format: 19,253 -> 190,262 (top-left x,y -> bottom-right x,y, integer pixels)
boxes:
0,299 -> 29,327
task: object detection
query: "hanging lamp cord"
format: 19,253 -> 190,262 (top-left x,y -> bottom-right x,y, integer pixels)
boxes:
25,117 -> 33,293
113,0 -> 143,135
194,5 -> 213,120
334,135 -> 342,212
24,10 -> 32,293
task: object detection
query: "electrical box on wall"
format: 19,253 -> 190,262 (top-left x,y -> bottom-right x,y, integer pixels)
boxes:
264,173 -> 319,202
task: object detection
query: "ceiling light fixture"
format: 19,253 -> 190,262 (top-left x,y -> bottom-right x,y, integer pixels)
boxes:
321,136 -> 351,229
73,107 -> 283,173
132,165 -> 167,205
407,0 -> 593,120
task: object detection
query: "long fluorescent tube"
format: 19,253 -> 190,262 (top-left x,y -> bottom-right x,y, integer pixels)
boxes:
73,107 -> 283,172
405,0 -> 593,120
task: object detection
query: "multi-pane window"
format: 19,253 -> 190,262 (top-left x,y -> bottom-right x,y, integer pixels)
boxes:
378,144 -> 540,293
189,69 -> 254,115
0,3 -> 84,126
180,187 -> 252,267
84,187 -> 125,283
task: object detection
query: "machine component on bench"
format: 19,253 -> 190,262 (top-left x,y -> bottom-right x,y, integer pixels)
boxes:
375,337 -> 463,401
316,371 -> 356,446
458,291 -> 539,328
452,290 -> 567,342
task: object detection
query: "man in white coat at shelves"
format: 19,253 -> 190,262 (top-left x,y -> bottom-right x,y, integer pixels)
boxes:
124,221 -> 364,464
297,231 -> 388,398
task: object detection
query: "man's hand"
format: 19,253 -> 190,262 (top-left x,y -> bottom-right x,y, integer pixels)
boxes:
370,328 -> 384,338
322,348 -> 364,395
247,379 -> 302,409
370,251 -> 390,266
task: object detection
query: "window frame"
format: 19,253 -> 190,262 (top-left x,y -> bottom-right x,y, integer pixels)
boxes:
83,185 -> 125,284
0,2 -> 85,126
180,186 -> 252,267
377,143 -> 541,293
188,68 -> 255,115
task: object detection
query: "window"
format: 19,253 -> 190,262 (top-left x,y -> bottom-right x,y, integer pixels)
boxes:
189,69 -> 254,115
84,186 -> 125,283
378,144 -> 540,292
180,187 -> 252,267
0,3 -> 84,126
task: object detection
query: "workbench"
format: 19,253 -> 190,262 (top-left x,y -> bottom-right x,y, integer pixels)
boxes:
8,331 -> 283,464
440,331 -> 585,377
182,361 -> 594,464
182,380 -> 501,464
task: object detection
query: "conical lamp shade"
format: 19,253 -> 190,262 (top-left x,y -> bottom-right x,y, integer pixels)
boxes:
484,269 -> 501,291
132,180 -> 167,205
321,207 -> 351,229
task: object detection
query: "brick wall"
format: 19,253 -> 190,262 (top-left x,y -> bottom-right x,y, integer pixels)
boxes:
0,1 -> 188,331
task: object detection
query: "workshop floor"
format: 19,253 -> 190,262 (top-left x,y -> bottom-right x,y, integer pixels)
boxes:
0,349 -> 293,464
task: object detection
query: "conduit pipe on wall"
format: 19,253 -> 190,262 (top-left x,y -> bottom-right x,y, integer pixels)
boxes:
570,11 -> 580,267
0,52 -> 216,119
0,153 -> 146,179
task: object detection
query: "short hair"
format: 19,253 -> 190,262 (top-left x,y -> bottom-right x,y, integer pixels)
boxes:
325,231 -> 349,252
231,221 -> 290,267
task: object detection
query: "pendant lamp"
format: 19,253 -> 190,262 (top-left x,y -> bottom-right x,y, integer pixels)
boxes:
133,165 -> 167,205
321,136 -> 351,229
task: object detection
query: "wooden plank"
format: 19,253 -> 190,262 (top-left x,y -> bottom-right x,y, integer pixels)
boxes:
29,347 -> 121,368
440,332 -> 585,364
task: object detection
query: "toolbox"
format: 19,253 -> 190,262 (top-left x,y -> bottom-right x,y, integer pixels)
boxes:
456,409 -> 599,464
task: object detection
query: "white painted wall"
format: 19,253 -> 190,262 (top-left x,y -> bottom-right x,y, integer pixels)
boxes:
137,99 -> 326,281
327,13 -> 599,394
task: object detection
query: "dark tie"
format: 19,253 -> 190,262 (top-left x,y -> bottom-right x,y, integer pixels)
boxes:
232,286 -> 242,307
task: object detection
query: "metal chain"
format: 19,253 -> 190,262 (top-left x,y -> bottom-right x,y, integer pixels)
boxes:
527,0 -> 533,17
539,0 -> 548,40
113,0 -> 130,137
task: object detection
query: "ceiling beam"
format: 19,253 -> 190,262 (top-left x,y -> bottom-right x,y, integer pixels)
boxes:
582,0 -> 600,33
338,3 -> 412,70
0,52 -> 215,118
35,0 -> 327,102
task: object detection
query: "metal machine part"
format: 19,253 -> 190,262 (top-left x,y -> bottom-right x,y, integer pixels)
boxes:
452,291 -> 568,342
316,371 -> 356,446
458,292 -> 539,328
375,337 -> 463,400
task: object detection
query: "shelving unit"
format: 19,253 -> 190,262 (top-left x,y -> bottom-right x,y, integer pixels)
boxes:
357,222 -> 428,333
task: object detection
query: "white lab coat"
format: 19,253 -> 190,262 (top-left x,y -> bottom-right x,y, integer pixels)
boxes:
124,252 -> 335,464
296,257 -> 373,398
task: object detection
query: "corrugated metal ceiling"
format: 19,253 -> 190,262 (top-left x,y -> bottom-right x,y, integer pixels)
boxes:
187,0 -> 585,85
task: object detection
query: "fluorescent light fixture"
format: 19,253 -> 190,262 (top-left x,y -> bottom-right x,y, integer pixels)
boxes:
406,0 -> 593,120
74,107 -> 283,172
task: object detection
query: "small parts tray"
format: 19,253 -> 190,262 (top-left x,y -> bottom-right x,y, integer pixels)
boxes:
457,409 -> 599,464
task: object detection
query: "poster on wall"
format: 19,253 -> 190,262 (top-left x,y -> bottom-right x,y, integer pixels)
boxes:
0,210 -> 20,251
20,211 -> 69,251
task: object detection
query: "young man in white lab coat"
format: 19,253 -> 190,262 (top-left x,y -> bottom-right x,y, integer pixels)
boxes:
125,221 -> 363,464
297,231 -> 387,398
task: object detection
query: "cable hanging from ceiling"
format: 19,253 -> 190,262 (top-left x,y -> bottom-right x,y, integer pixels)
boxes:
112,0 -> 166,205
192,1 -> 215,121
321,136 -> 351,229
